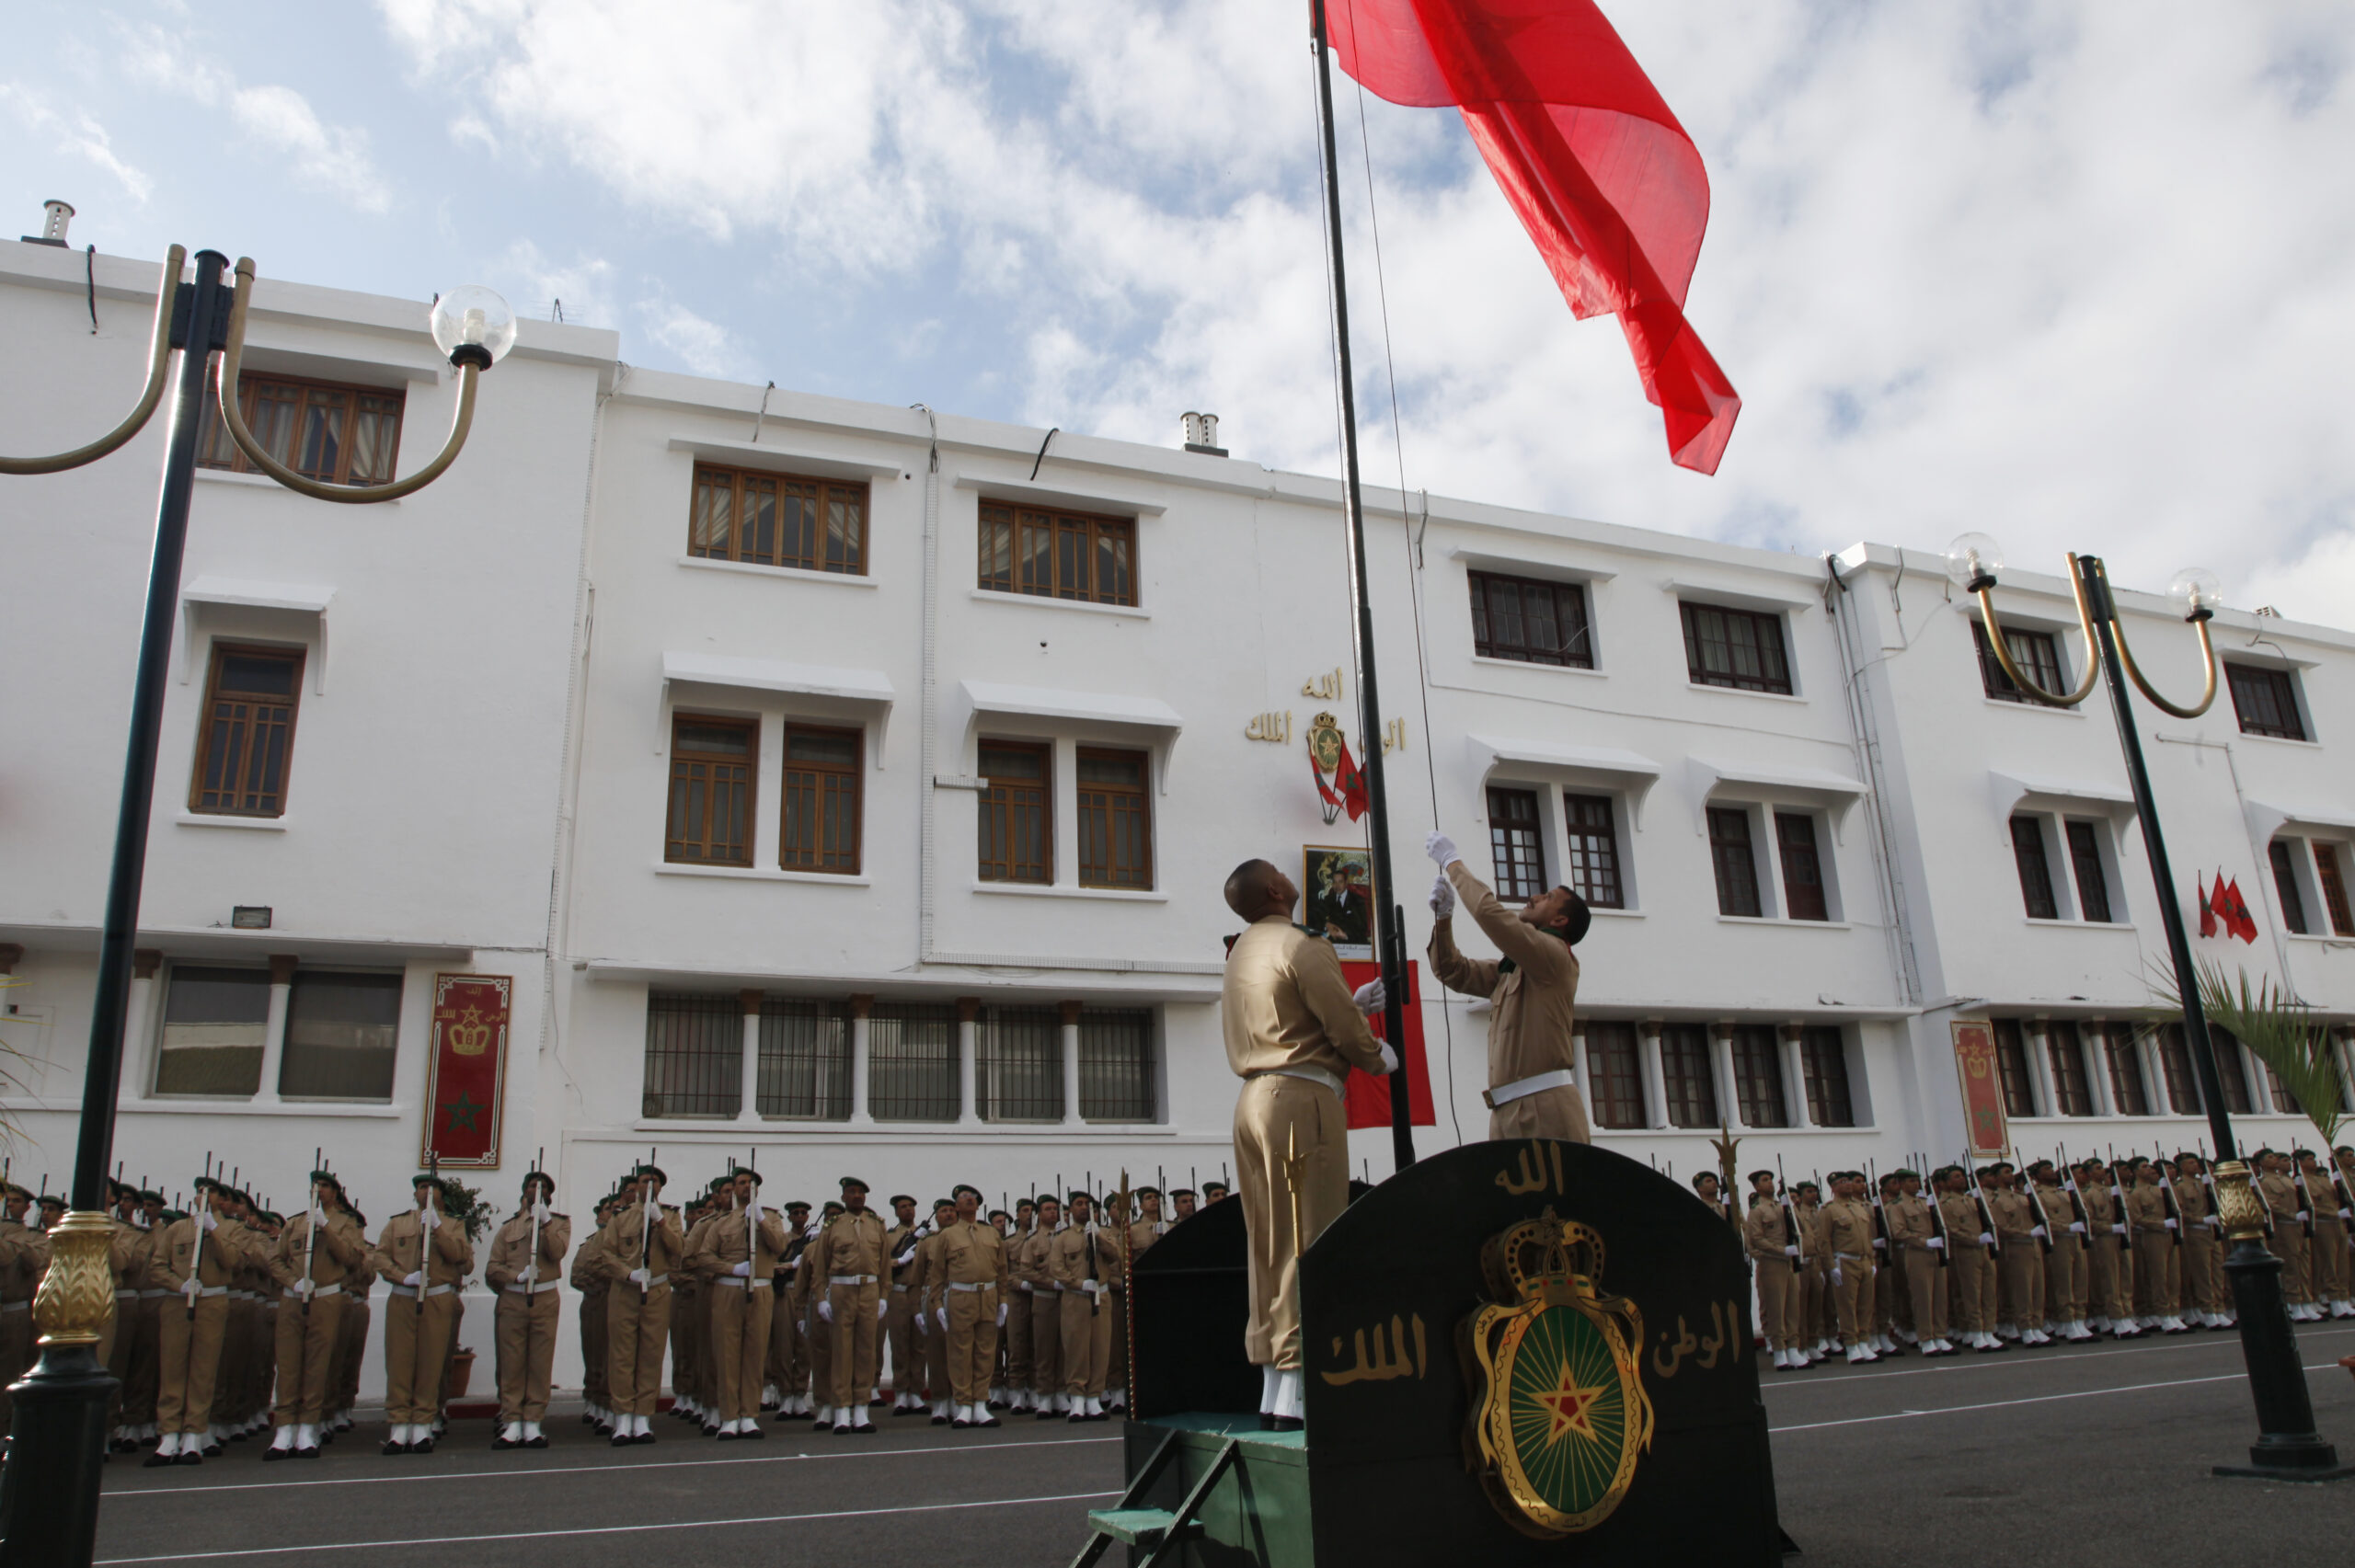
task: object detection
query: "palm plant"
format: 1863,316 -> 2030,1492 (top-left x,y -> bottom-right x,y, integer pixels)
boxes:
2154,961 -> 2350,1183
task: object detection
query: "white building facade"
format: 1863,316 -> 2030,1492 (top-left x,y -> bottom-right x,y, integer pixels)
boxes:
6,241 -> 2351,1388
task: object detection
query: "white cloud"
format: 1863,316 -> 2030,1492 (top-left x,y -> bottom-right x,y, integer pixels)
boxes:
0,85 -> 152,204
491,238 -> 614,327
639,293 -> 744,379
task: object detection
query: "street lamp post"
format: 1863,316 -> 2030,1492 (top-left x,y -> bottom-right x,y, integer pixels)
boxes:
1951,536 -> 2352,1482
0,248 -> 516,1564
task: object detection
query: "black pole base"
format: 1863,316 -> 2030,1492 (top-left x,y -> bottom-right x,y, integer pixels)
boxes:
2215,1241 -> 2340,1474
0,1343 -> 118,1566
2212,1460 -> 2355,1482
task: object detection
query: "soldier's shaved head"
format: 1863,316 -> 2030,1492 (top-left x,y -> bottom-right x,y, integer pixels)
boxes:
1224,859 -> 1289,921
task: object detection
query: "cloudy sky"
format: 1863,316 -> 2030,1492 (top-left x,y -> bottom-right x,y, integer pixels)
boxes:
8,3 -> 2352,621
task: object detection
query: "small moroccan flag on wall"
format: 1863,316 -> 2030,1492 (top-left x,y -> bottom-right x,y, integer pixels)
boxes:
421,973 -> 511,1169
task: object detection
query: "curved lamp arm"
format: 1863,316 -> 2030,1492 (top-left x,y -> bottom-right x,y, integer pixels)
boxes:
2097,557 -> 2219,719
1973,555 -> 2101,707
215,258 -> 479,504
0,246 -> 187,475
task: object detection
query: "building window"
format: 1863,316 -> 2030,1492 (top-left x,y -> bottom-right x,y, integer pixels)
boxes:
1799,1025 -> 1855,1126
666,715 -> 755,866
200,372 -> 404,486
2270,841 -> 2312,935
2209,1025 -> 2255,1115
279,970 -> 401,1101
2096,1023 -> 2148,1116
1971,621 -> 2064,704
1584,1024 -> 1645,1129
1076,749 -> 1152,888
2154,1024 -> 2202,1116
756,998 -> 850,1119
688,464 -> 867,574
1730,1025 -> 1787,1127
2315,842 -> 2355,936
2010,816 -> 2059,920
2045,1021 -> 2093,1116
1681,602 -> 1791,694
780,726 -> 861,874
190,645 -> 304,818
641,992 -> 742,1118
2262,1056 -> 2298,1115
2224,663 -> 2305,740
1775,813 -> 1829,921
978,741 -> 1051,884
1079,1008 -> 1156,1121
1707,807 -> 1761,917
1468,571 -> 1592,668
1659,1024 -> 1719,1128
868,1002 -> 959,1121
977,1005 -> 1063,1120
2065,821 -> 2113,923
977,502 -> 1137,605
1488,787 -> 1547,901
1991,1020 -> 2037,1117
1562,794 -> 1624,910
155,967 -> 270,1097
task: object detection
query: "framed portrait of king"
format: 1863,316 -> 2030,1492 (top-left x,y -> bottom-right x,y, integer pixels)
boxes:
1304,845 -> 1375,959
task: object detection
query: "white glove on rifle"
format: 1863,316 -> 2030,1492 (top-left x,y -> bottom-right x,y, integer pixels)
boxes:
309,1205 -> 327,1228
1925,1237 -> 1945,1252
627,1267 -> 649,1288
1376,1043 -> 1399,1075
2069,1221 -> 2086,1235
817,1299 -> 833,1323
533,1201 -> 551,1224
730,1261 -> 752,1277
294,1278 -> 314,1300
877,1298 -> 890,1321
2112,1224 -> 2129,1235
996,1303 -> 1008,1328
199,1208 -> 218,1233
1429,875 -> 1455,919
182,1278 -> 201,1302
2031,1226 -> 2048,1239
2164,1218 -> 2178,1230
1783,1245 -> 1800,1259
1425,831 -> 1460,869
403,1270 -> 425,1288
936,1307 -> 948,1332
1978,1232 -> 1994,1246
1351,979 -> 1385,1016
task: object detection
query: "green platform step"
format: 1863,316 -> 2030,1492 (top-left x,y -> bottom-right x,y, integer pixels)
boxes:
1085,1507 -> 1197,1548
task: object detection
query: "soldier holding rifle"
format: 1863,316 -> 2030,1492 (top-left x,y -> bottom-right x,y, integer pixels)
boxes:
684,1163 -> 787,1439
599,1162 -> 684,1446
373,1170 -> 473,1455
487,1165 -> 570,1449
265,1166 -> 364,1459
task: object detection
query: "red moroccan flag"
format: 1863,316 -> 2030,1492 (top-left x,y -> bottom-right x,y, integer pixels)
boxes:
2197,875 -> 2218,939
1339,960 -> 1436,1128
2222,877 -> 2259,944
1332,737 -> 1370,822
1328,0 -> 1740,474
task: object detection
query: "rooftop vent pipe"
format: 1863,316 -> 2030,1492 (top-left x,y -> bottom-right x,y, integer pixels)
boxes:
1181,411 -> 1226,457
21,200 -> 74,247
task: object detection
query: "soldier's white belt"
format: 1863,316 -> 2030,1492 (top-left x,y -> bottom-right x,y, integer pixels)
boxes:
115,1288 -> 138,1300
1483,1068 -> 1577,1111
1250,1064 -> 1344,1096
890,1283 -> 911,1292
285,1282 -> 343,1299
186,1286 -> 227,1299
713,1276 -> 770,1289
0,1301 -> 29,1314
830,1274 -> 878,1286
139,1289 -> 169,1299
503,1279 -> 562,1296
386,1283 -> 455,1299
946,1281 -> 994,1293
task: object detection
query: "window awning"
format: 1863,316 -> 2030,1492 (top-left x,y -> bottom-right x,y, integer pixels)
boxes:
662,652 -> 897,763
1687,758 -> 1867,841
2245,799 -> 2355,848
181,576 -> 335,693
1468,736 -> 1663,829
959,680 -> 1183,792
1990,771 -> 2138,840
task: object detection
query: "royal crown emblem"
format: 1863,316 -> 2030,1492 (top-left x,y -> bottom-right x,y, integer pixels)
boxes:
1463,1207 -> 1654,1538
447,1006 -> 492,1057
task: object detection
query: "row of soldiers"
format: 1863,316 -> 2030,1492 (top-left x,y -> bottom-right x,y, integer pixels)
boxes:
1714,1146 -> 2355,1370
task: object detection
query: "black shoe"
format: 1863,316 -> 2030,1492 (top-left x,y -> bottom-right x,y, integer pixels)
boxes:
1271,1415 -> 1304,1433
813,1419 -> 831,1432
611,1433 -> 634,1448
491,1435 -> 520,1451
263,1447 -> 289,1462
523,1435 -> 549,1449
201,1443 -> 224,1459
701,1423 -> 721,1436
632,1430 -> 657,1445
144,1450 -> 177,1469
741,1425 -> 764,1440
979,1415 -> 1000,1428
177,1451 -> 204,1466
382,1439 -> 408,1456
1258,1412 -> 1277,1429
1037,1410 -> 1059,1422
932,1413 -> 949,1426
411,1437 -> 436,1454
716,1428 -> 738,1442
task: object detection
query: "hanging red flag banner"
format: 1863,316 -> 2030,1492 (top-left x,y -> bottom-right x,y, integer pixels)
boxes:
1950,1019 -> 2008,1159
421,973 -> 511,1169
2197,874 -> 2219,939
1340,959 -> 1436,1129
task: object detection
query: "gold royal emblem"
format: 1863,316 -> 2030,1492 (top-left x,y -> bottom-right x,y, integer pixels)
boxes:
1305,711 -> 1344,774
1463,1207 -> 1654,1539
446,1006 -> 492,1057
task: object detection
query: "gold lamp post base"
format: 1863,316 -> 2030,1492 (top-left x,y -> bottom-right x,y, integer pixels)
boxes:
31,1211 -> 119,1349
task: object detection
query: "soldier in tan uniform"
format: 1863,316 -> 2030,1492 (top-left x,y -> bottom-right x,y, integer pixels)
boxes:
1986,1168 -> 2051,1345
883,1194 -> 924,1413
484,1170 -> 570,1449
2030,1162 -> 2093,1341
1052,1191 -> 1114,1420
1823,1173 -> 1881,1362
686,1166 -> 787,1439
119,1188 -> 169,1449
1791,1181 -> 1832,1356
2124,1159 -> 2188,1333
102,1179 -> 147,1451
1021,1195 -> 1064,1416
2078,1160 -> 2137,1336
573,1194 -> 616,1432
373,1173 -> 474,1454
936,1185 -> 1007,1428
1001,1197 -> 1037,1411
2257,1150 -> 2318,1320
1742,1174 -> 1807,1370
264,1171 -> 366,1459
146,1179 -> 263,1466
798,1199 -> 845,1426
2173,1155 -> 2229,1328
1424,834 -> 1590,1142
808,1176 -> 890,1434
600,1164 -> 684,1445
912,1197 -> 958,1423
1936,1168 -> 2001,1353
772,1198 -> 814,1417
0,1183 -> 45,1433
2295,1150 -> 2351,1317
1099,1189 -> 1133,1413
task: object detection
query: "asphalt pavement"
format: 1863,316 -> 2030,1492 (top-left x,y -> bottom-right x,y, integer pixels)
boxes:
91,1321 -> 2355,1566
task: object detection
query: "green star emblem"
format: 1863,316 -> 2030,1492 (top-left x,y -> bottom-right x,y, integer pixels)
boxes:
442,1092 -> 484,1135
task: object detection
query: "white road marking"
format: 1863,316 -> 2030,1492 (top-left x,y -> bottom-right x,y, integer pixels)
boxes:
95,1488 -> 1124,1563
1771,1362 -> 2347,1434
1762,1324 -> 2354,1390
104,1433 -> 1120,1498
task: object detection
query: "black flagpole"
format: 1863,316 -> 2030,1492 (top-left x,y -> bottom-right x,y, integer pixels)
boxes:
1310,0 -> 1414,1173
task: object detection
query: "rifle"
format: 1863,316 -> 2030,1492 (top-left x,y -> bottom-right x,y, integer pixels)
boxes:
302,1147 -> 322,1319
1775,1155 -> 1804,1265
639,1146 -> 658,1299
1965,1156 -> 2002,1260
413,1153 -> 442,1430
1923,1167 -> 1950,1270
523,1145 -> 546,1418
188,1151 -> 214,1322
2150,1146 -> 2183,1250
2009,1151 -> 2052,1254
2292,1161 -> 2318,1240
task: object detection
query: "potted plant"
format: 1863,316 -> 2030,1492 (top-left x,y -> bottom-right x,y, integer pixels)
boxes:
437,1175 -> 495,1400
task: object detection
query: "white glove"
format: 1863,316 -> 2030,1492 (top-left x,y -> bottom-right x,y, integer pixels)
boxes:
1375,1043 -> 1399,1075
1831,1266 -> 1844,1286
876,1298 -> 889,1321
818,1299 -> 833,1323
181,1278 -> 201,1301
1783,1245 -> 1800,1259
1425,831 -> 1460,869
936,1307 -> 948,1332
1978,1232 -> 1994,1246
729,1261 -> 752,1277
996,1303 -> 1008,1328
2112,1224 -> 2129,1235
2297,1211 -> 2311,1223
2069,1221 -> 2086,1235
1351,979 -> 1385,1016
294,1278 -> 315,1300
627,1267 -> 649,1288
912,1310 -> 925,1337
533,1201 -> 551,1224
1429,875 -> 1455,919
199,1208 -> 218,1233
309,1206 -> 327,1228
403,1270 -> 425,1288
2165,1218 -> 2179,1230
1925,1237 -> 1945,1252
2030,1226 -> 2048,1239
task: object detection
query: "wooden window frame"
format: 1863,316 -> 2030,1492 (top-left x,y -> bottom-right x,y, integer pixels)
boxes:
1562,792 -> 1625,910
198,371 -> 406,487
2046,1021 -> 2093,1116
1076,746 -> 1153,889
1730,1024 -> 1788,1127
2064,820 -> 2113,923
1775,811 -> 1830,921
976,501 -> 1138,606
2270,840 -> 2312,935
779,724 -> 863,875
1659,1024 -> 1720,1128
1991,1019 -> 2037,1117
1971,620 -> 2065,704
1077,1007 -> 1158,1122
2097,1024 -> 2149,1116
664,714 -> 757,867
189,642 -> 305,818
1584,1023 -> 1645,1130
1486,786 -> 1548,902
2314,841 -> 2355,937
2154,1024 -> 2203,1116
1467,570 -> 1593,668
1800,1025 -> 1856,1127
1680,601 -> 1791,694
688,462 -> 869,575
2224,663 -> 2306,741
978,739 -> 1053,885
2010,815 -> 2060,920
1707,807 -> 1762,917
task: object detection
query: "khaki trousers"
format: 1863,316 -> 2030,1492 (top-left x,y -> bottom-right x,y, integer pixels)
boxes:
1489,1082 -> 1591,1143
707,1281 -> 773,1424
1752,1256 -> 1802,1352
2046,1235 -> 2087,1322
806,1299 -> 833,1407
924,1294 -> 950,1402
2132,1234 -> 2179,1316
1947,1246 -> 1993,1333
1905,1251 -> 1948,1337
1883,1252 -> 1912,1333
580,1288 -> 609,1407
2268,1224 -> 2313,1304
2180,1227 -> 2223,1313
271,1292 -> 346,1425
383,1290 -> 458,1426
1234,1072 -> 1348,1369
2310,1218 -> 2349,1300
825,1280 -> 882,1412
155,1296 -> 229,1436
1803,1260 -> 1831,1345
1832,1255 -> 1873,1342
887,1286 -> 918,1397
2088,1234 -> 2131,1322
1028,1287 -> 1062,1398
1005,1282 -> 1033,1391
124,1296 -> 162,1425
605,1281 -> 672,1419
495,1288 -> 563,1423
336,1297 -> 369,1415
2000,1242 -> 2046,1331
1060,1286 -> 1111,1399
947,1287 -> 1000,1405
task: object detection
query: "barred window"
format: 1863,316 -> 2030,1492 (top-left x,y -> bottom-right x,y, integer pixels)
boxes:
978,1005 -> 1063,1121
2224,663 -> 2304,740
1660,1024 -> 1719,1128
781,726 -> 862,874
978,741 -> 1051,884
2096,1024 -> 2148,1116
2011,816 -> 2059,921
1681,602 -> 1790,694
155,966 -> 270,1097
200,372 -> 404,486
1487,787 -> 1547,901
279,970 -> 401,1101
2066,822 -> 2113,922
1077,749 -> 1152,889
2154,1024 -> 2203,1116
190,645 -> 304,818
1775,813 -> 1829,921
1730,1025 -> 1787,1127
867,1002 -> 959,1121
1971,620 -> 2065,704
1707,807 -> 1761,917
2270,841 -> 2311,935
642,992 -> 742,1117
688,464 -> 867,574
2316,842 -> 2355,936
1467,571 -> 1592,668
1563,794 -> 1624,910
666,715 -> 755,866
1584,1023 -> 1645,1130
1078,1008 -> 1155,1121
978,502 -> 1136,605
757,998 -> 850,1119
1800,1025 -> 1855,1127
1991,1019 -> 2037,1118
2045,1021 -> 2093,1117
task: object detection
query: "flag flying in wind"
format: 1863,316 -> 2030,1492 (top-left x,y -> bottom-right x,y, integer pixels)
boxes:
1327,0 -> 1740,474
